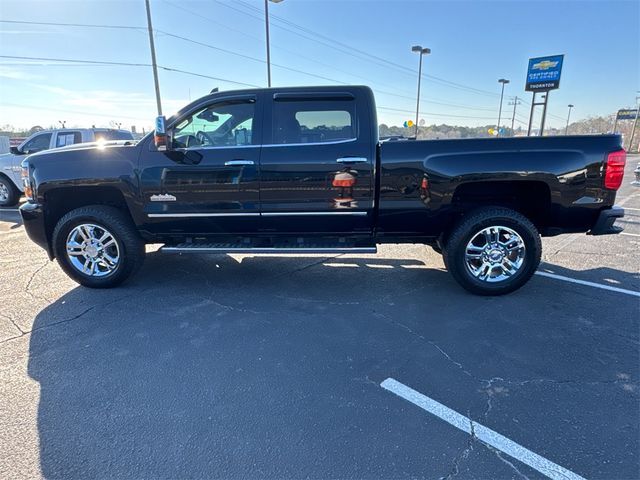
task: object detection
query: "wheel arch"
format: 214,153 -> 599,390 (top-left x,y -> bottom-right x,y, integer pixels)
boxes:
43,186 -> 134,258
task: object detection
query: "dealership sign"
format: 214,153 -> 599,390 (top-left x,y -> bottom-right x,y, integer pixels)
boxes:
525,55 -> 564,91
616,109 -> 638,120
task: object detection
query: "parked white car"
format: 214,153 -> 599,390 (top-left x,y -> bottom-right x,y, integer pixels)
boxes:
0,128 -> 133,206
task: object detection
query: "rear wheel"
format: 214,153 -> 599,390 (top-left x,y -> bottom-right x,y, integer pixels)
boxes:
443,207 -> 541,295
53,206 -> 145,288
0,176 -> 19,207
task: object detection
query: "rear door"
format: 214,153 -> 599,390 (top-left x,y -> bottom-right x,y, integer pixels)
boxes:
259,91 -> 375,235
138,94 -> 263,236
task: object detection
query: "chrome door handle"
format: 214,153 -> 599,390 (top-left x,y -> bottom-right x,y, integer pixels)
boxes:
336,157 -> 368,163
224,160 -> 254,166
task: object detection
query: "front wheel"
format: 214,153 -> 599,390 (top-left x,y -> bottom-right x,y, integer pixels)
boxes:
0,176 -> 20,207
443,207 -> 541,295
52,206 -> 145,288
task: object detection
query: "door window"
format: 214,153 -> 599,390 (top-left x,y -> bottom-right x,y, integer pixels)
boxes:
272,100 -> 356,144
172,100 -> 256,149
56,131 -> 82,147
21,133 -> 52,153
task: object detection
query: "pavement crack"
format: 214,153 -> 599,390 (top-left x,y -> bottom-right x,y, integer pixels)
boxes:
373,312 -> 477,380
0,311 -> 25,335
24,259 -> 51,303
491,448 -> 531,480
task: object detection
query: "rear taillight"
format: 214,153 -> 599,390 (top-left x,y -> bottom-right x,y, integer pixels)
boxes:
604,149 -> 626,190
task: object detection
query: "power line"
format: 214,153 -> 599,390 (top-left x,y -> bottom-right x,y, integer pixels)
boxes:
2,14 -> 502,108
0,101 -> 150,122
0,55 -> 260,87
232,0 -> 501,98
155,29 -> 498,111
0,19 -> 144,30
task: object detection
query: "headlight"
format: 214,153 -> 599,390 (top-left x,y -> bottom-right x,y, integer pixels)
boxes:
20,160 -> 34,200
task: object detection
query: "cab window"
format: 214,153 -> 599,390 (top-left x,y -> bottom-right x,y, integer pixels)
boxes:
22,133 -> 52,153
272,100 -> 356,145
172,100 -> 255,149
56,131 -> 81,147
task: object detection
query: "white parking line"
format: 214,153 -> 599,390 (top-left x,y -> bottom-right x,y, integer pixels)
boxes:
621,232 -> 640,237
381,378 -> 586,480
535,271 -> 639,297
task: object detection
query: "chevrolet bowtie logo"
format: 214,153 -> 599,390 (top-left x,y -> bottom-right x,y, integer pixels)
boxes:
532,60 -> 559,70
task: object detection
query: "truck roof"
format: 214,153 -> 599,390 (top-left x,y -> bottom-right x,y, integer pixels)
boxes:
169,85 -> 374,122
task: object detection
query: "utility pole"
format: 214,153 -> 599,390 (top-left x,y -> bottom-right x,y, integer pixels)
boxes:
565,104 -> 574,135
145,0 -> 162,116
264,0 -> 284,87
497,79 -> 510,136
508,96 -> 521,135
411,45 -> 430,138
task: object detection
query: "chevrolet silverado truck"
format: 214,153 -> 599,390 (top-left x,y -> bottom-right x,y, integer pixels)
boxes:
19,86 -> 626,295
0,128 -> 133,206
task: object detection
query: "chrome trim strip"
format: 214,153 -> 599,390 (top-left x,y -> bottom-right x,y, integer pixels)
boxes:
168,138 -> 358,151
148,213 -> 260,218
262,138 -> 357,148
148,211 -> 367,218
261,211 -> 368,216
224,160 -> 255,166
176,144 -> 259,152
336,157 -> 368,163
161,246 -> 377,254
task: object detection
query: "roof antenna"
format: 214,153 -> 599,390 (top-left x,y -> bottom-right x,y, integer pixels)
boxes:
210,87 -> 219,94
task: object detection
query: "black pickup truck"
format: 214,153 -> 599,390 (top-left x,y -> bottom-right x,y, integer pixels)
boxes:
18,86 -> 626,295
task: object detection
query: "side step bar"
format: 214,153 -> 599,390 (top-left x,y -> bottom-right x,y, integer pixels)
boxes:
161,245 -> 377,254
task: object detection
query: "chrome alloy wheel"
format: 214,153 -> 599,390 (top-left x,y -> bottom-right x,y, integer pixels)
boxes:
0,182 -> 9,202
66,224 -> 120,277
464,226 -> 526,283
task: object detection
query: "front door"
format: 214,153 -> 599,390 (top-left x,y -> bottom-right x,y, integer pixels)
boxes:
139,94 -> 262,236
259,91 -> 375,235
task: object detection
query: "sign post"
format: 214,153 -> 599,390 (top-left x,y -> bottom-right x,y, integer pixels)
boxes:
525,54 -> 564,136
613,109 -> 639,152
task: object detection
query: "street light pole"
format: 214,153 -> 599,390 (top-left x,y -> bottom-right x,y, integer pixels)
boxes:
264,0 -> 284,87
412,45 -> 431,138
497,78 -> 509,136
144,0 -> 162,116
565,104 -> 574,135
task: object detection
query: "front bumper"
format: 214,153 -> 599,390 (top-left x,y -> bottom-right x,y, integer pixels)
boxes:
19,202 -> 54,259
588,206 -> 624,235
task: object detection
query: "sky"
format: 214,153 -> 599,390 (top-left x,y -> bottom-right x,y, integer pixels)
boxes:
0,0 -> 638,132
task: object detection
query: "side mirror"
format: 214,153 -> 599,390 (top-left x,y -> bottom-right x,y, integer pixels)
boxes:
154,116 -> 169,150
10,146 -> 22,155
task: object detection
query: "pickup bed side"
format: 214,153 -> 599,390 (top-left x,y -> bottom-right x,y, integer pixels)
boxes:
378,135 -> 622,239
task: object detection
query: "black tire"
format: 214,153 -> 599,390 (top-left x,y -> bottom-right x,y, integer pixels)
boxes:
0,175 -> 20,207
443,207 -> 541,296
52,206 -> 145,288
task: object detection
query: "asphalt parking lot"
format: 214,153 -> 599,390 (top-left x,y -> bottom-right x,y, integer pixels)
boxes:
0,156 -> 638,479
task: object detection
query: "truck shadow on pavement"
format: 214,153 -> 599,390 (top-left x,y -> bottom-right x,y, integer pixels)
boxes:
26,252 -> 640,478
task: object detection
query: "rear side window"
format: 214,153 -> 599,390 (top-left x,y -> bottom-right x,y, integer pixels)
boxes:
272,99 -> 356,145
56,131 -> 81,147
94,130 -> 133,141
